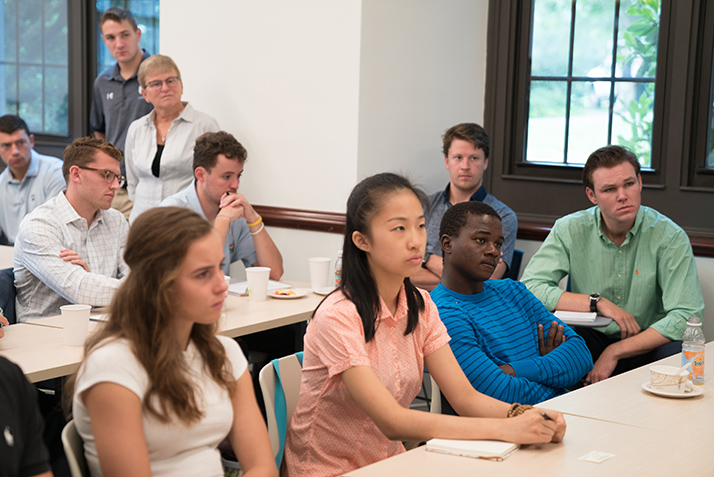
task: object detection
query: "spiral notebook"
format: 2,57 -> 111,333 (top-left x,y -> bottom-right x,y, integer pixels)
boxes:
425,438 -> 518,461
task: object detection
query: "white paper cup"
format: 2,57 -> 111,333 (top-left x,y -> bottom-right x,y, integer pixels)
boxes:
649,365 -> 693,394
308,257 -> 331,289
61,304 -> 91,346
245,267 -> 270,302
224,275 -> 231,297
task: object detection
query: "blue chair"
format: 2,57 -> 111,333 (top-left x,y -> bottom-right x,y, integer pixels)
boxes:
258,352 -> 304,469
502,249 -> 524,281
0,267 -> 16,324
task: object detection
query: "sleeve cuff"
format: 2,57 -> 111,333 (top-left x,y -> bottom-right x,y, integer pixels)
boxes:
509,358 -> 541,381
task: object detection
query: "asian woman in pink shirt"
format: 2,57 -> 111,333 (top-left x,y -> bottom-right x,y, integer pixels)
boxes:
283,173 -> 567,476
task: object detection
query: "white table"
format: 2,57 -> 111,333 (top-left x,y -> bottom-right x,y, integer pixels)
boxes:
346,343 -> 713,476
0,284 -> 324,382
0,244 -> 13,269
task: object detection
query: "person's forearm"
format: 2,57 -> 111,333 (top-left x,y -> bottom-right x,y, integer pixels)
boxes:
424,254 -> 443,277
554,291 -> 591,311
93,131 -> 106,140
410,267 -> 440,291
606,328 -> 670,361
213,216 -> 231,247
251,229 -> 283,280
490,260 -> 507,279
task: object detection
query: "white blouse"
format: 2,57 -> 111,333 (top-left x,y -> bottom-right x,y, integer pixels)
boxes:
125,102 -> 219,223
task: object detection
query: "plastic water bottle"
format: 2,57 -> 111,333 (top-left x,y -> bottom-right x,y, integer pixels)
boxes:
681,317 -> 705,384
334,250 -> 343,287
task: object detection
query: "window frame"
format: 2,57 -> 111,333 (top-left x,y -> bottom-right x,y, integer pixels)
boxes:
485,0 -> 714,235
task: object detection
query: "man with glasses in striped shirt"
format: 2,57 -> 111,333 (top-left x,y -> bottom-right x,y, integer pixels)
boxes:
13,138 -> 129,322
522,145 -> 704,383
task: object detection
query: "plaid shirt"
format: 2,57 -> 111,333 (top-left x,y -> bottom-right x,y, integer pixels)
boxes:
13,192 -> 129,322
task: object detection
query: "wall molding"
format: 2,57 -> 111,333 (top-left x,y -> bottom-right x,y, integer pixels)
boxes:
256,205 -> 714,258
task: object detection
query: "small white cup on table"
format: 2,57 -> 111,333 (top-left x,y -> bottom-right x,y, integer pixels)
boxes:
245,267 -> 271,302
649,365 -> 694,394
308,257 -> 331,290
61,304 -> 91,346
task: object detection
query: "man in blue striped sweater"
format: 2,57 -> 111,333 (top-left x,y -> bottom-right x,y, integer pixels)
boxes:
431,202 -> 592,406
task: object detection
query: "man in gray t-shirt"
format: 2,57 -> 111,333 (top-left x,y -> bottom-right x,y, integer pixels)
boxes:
90,6 -> 153,219
412,123 -> 518,291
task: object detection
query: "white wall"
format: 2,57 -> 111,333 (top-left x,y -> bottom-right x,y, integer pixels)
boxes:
161,0 -> 489,281
517,239 -> 714,342
357,0 -> 488,191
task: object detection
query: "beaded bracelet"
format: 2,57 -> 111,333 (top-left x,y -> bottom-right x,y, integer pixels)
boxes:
247,216 -> 263,227
507,403 -> 533,418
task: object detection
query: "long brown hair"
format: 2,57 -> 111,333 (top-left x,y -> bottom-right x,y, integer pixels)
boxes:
68,207 -> 234,424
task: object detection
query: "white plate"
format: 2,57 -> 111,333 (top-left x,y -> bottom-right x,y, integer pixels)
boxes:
269,289 -> 308,299
313,287 -> 336,296
641,382 -> 704,399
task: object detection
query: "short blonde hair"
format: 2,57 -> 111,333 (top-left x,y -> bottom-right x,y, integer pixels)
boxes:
138,54 -> 182,88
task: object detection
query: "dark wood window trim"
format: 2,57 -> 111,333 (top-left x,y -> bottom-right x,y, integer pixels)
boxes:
254,206 -> 714,258
484,0 -> 714,236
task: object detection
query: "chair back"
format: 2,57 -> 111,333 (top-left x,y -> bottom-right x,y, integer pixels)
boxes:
429,374 -> 441,414
0,267 -> 16,324
61,419 -> 89,477
503,249 -> 524,281
258,352 -> 303,469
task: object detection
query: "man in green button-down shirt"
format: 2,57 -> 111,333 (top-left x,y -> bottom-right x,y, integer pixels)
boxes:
522,145 -> 704,384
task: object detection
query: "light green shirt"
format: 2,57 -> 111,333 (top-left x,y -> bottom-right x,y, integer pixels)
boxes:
522,206 -> 704,341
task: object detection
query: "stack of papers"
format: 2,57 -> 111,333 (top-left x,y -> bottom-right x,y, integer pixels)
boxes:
425,438 -> 518,461
553,310 -> 597,323
228,280 -> 292,296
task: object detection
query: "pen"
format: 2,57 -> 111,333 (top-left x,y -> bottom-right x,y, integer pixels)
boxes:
541,411 -> 553,421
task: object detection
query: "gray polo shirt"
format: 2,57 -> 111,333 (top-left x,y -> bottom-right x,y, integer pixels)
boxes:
425,184 -> 518,270
90,49 -> 154,175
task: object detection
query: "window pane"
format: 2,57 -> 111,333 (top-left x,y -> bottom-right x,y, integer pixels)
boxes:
527,81 -> 567,163
526,0 -> 659,168
18,65 -> 42,132
2,0 -> 18,62
45,0 -> 68,65
18,0 -> 42,64
44,65 -> 68,135
567,81 -> 610,164
1,64 -> 18,114
1,0 -> 68,135
613,81 -> 654,167
572,0 -> 616,78
616,0 -> 660,79
531,0 -> 572,77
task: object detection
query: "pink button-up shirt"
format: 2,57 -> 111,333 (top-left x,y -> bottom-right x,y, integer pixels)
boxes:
283,286 -> 450,477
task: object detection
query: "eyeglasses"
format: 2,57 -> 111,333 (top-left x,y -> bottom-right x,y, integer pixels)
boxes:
78,166 -> 126,187
144,76 -> 181,91
0,139 -> 30,152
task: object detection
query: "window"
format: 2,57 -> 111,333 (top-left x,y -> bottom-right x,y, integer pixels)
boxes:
0,0 -> 69,136
0,1 -> 159,160
527,0 -> 659,168
485,0 -> 714,233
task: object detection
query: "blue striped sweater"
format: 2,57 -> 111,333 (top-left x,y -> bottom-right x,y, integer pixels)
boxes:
431,280 -> 593,405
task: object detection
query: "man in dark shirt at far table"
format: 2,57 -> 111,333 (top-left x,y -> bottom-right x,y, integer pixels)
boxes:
411,123 -> 518,291
90,6 -> 153,220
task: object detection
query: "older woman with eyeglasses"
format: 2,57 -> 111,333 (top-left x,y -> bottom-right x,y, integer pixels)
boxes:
124,54 -> 219,223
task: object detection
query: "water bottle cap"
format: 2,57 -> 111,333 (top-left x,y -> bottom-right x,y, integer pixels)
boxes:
687,317 -> 702,326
